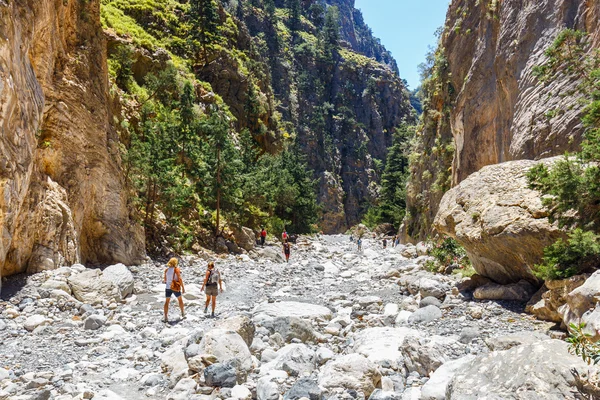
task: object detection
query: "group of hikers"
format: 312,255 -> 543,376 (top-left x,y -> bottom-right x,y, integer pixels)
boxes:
350,234 -> 400,251
163,227 -> 293,322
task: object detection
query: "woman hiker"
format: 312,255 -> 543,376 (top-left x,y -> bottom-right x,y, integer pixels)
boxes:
201,261 -> 223,318
283,239 -> 291,263
163,257 -> 185,323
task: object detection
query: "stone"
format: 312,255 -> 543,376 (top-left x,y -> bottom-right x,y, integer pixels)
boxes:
394,310 -> 413,325
41,280 -> 71,295
259,344 -> 315,377
318,354 -> 382,397
284,377 -> 322,400
257,373 -> 284,400
253,302 -> 332,320
400,335 -> 450,376
68,269 -> 120,304
216,315 -> 256,347
83,314 -> 107,330
447,340 -> 594,398
434,158 -> 567,284
352,327 -> 419,369
455,274 -> 493,293
204,362 -> 238,388
167,378 -> 197,400
419,297 -> 442,308
233,226 -> 256,252
102,264 -> 135,299
420,356 -> 476,400
473,280 -> 538,302
407,305 -> 442,324
261,316 -> 323,343
161,344 -> 189,385
458,327 -> 480,344
315,347 -> 335,366
24,315 -> 50,332
559,271 -> 600,336
525,274 -> 588,323
199,329 -> 253,378
417,278 -> 449,300
231,384 -> 252,400
466,305 -> 483,319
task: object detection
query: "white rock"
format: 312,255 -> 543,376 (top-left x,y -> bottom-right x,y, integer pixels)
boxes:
253,301 -> 332,320
24,315 -> 50,332
421,355 -> 476,400
102,264 -> 134,299
231,385 -> 252,400
318,354 -> 382,397
352,327 -> 419,369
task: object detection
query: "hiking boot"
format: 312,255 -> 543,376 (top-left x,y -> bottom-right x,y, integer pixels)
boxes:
204,307 -> 208,314
163,316 -> 168,323
211,311 -> 215,318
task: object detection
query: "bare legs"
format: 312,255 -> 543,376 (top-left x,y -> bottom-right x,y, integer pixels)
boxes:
164,295 -> 185,321
204,295 -> 217,316
164,298 -> 170,321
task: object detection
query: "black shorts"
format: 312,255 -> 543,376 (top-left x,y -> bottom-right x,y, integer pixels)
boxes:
165,289 -> 181,298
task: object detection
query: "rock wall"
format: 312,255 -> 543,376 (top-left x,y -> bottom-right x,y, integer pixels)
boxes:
0,0 -> 144,291
405,0 -> 600,241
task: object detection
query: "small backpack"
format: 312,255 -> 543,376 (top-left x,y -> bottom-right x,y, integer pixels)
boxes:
208,268 -> 220,284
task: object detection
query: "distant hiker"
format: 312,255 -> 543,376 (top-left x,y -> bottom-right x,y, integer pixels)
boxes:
350,235 -> 354,242
283,240 -> 291,263
163,258 -> 185,323
396,237 -> 400,247
201,262 -> 223,318
260,227 -> 267,247
383,238 -> 387,249
282,230 -> 289,242
357,238 -> 363,251
392,235 -> 397,248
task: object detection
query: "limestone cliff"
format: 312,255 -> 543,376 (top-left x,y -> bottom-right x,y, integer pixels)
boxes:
405,0 -> 600,241
0,0 -> 144,291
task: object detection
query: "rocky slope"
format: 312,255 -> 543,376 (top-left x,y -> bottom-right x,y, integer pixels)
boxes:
2,234 -> 598,400
405,0 -> 600,241
0,0 -> 145,290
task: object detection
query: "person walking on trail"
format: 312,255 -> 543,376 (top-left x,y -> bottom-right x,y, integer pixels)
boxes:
383,238 -> 388,249
260,227 -> 267,247
357,238 -> 363,251
163,258 -> 185,323
392,235 -> 397,248
282,230 -> 289,242
201,262 -> 223,318
283,240 -> 291,263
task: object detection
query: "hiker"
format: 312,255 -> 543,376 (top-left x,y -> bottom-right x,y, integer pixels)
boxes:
282,229 -> 289,242
163,257 -> 185,323
260,227 -> 267,247
383,238 -> 387,249
283,240 -> 291,263
392,235 -> 397,248
201,261 -> 223,318
357,238 -> 363,251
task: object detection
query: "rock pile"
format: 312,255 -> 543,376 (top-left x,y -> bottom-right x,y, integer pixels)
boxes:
0,235 -> 597,399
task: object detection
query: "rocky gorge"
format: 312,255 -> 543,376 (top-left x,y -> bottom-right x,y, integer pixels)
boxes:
1,234 -> 599,400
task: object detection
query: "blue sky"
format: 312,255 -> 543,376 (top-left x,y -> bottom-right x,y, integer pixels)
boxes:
354,0 -> 450,90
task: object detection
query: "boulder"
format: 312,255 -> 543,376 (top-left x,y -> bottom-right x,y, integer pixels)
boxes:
215,315 -> 256,348
261,316 -> 323,343
257,371 -> 287,400
473,280 -> 538,302
447,339 -> 594,399
407,305 -> 442,324
102,264 -> 134,299
204,361 -> 238,388
83,314 -> 107,330
400,335 -> 451,376
231,385 -> 253,400
259,344 -> 315,377
233,226 -> 256,251
199,329 -> 253,378
565,271 -> 600,318
454,274 -> 492,293
67,269 -> 120,304
41,279 -> 71,295
352,327 -> 419,369
161,344 -> 189,385
420,355 -> 476,400
525,274 -> 588,322
23,315 -> 50,332
253,302 -> 332,321
368,389 -> 403,400
318,354 -> 382,397
434,158 -> 566,284
284,377 -> 322,400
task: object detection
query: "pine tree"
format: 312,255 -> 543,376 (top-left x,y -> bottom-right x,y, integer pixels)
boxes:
287,0 -> 301,32
321,6 -> 340,64
264,0 -> 276,19
189,0 -> 220,63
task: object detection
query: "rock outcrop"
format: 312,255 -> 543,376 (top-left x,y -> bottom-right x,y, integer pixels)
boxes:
405,0 -> 600,241
434,158 -> 565,284
0,0 -> 144,291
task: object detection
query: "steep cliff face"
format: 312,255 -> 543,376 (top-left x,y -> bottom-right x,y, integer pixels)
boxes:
0,0 -> 144,290
405,0 -> 600,241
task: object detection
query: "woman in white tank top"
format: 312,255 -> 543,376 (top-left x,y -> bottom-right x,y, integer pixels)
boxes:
163,257 -> 185,323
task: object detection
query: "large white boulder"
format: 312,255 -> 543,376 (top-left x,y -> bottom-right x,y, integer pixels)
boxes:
68,269 -> 120,304
352,327 -> 419,369
253,301 -> 332,321
420,355 -> 475,400
199,329 -> 253,377
102,263 -> 134,299
318,354 -> 382,397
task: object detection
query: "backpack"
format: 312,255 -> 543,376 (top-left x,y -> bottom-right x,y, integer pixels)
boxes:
170,268 -> 182,292
208,268 -> 220,285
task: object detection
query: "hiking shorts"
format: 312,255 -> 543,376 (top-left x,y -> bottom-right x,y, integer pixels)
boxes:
205,284 -> 219,296
165,289 -> 181,298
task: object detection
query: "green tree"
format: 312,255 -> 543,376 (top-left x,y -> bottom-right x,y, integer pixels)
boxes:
189,0 -> 220,63
320,6 -> 340,64
287,0 -> 301,32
